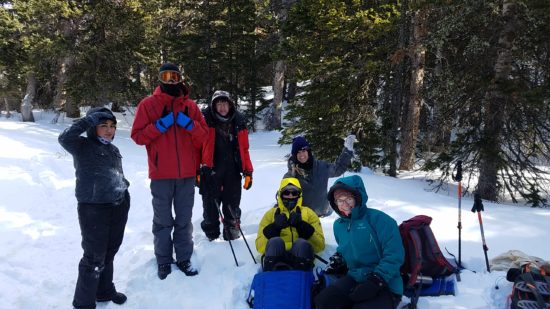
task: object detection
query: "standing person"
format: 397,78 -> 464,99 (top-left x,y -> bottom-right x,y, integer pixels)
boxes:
315,175 -> 404,309
59,107 -> 130,308
255,178 -> 325,271
284,134 -> 355,217
131,63 -> 208,280
199,90 -> 253,241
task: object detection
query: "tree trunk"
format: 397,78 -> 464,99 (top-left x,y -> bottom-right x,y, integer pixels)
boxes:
268,59 -> 285,130
399,8 -> 428,170
21,73 -> 36,122
52,55 -> 77,123
3,98 -> 11,118
478,0 -> 518,201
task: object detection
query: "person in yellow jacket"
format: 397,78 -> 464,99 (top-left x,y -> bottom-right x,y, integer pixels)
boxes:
255,177 -> 325,271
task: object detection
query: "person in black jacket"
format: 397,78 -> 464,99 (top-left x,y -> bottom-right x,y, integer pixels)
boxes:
199,90 -> 253,241
59,107 -> 130,309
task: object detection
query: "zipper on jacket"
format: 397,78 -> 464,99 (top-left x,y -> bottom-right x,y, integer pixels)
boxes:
370,233 -> 382,259
171,98 -> 182,178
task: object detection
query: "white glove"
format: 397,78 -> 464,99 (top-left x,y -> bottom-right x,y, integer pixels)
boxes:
344,134 -> 356,152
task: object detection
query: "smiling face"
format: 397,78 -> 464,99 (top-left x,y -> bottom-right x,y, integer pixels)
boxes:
334,190 -> 356,217
215,99 -> 230,117
96,119 -> 117,142
296,149 -> 309,163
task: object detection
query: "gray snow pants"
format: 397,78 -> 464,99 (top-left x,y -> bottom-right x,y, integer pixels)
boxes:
150,178 -> 195,265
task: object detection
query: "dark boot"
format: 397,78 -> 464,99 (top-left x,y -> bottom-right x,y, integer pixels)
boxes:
222,225 -> 240,241
97,292 -> 127,305
157,263 -> 172,280
176,260 -> 198,276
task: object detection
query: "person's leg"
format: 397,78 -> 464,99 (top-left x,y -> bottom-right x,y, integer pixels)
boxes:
200,193 -> 221,240
150,179 -> 176,265
73,203 -> 110,309
288,238 -> 314,270
96,193 -> 130,301
352,288 -> 399,309
263,237 -> 286,271
314,275 -> 356,309
172,177 -> 195,262
221,169 -> 242,240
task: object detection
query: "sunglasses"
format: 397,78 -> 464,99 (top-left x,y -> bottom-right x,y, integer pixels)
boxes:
281,189 -> 301,198
159,70 -> 183,84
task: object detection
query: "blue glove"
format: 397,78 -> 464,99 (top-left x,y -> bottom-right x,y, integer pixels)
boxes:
155,112 -> 174,133
87,111 -> 115,126
176,111 -> 194,130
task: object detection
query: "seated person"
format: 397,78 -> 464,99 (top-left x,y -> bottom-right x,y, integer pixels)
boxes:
315,175 -> 404,309
255,177 -> 325,271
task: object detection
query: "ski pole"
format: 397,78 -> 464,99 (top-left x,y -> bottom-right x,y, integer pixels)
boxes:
472,193 -> 490,272
452,160 -> 463,268
227,206 -> 257,264
216,200 -> 239,267
314,254 -> 328,265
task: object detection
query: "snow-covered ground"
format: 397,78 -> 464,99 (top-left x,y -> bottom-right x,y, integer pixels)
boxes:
0,110 -> 548,309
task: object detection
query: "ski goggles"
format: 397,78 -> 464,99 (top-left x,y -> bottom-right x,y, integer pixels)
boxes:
281,189 -> 301,198
159,70 -> 183,84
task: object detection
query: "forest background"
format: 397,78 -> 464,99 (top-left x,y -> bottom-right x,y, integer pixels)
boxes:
1,0 -> 549,206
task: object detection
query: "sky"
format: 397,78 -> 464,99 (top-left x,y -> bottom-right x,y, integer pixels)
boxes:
0,110 -> 549,309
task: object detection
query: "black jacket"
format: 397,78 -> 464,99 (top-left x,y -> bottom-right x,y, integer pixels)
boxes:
59,110 -> 129,205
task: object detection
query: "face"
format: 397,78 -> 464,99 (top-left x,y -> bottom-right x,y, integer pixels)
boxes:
281,187 -> 301,210
335,193 -> 355,216
296,149 -> 309,163
215,100 -> 230,116
96,120 -> 117,141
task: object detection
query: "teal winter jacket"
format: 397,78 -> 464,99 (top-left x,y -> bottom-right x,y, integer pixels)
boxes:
328,175 -> 405,295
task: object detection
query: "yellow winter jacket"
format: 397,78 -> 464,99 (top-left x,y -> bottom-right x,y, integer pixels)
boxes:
255,177 -> 325,254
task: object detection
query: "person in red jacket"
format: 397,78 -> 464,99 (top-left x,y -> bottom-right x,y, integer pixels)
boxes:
199,90 -> 253,241
131,63 -> 208,280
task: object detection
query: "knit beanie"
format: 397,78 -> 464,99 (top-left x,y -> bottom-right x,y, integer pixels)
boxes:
291,136 -> 311,156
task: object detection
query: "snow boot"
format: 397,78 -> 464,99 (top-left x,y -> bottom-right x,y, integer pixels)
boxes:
97,292 -> 127,305
158,263 -> 172,280
223,225 -> 240,241
176,260 -> 198,276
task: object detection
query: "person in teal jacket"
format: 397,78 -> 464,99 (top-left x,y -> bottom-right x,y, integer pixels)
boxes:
315,175 -> 404,309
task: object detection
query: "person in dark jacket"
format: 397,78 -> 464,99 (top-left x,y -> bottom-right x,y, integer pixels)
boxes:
131,63 -> 208,280
255,178 -> 325,271
284,135 -> 355,217
59,107 -> 130,309
315,175 -> 404,309
198,90 -> 253,241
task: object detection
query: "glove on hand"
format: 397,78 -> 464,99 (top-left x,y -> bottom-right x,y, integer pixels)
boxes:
288,208 -> 314,239
176,111 -> 194,130
471,193 -> 484,212
349,273 -> 386,302
325,252 -> 348,275
155,112 -> 174,133
263,209 -> 288,239
199,166 -> 215,195
195,170 -> 200,188
344,134 -> 356,152
87,112 -> 115,126
288,209 -> 303,226
243,171 -> 252,190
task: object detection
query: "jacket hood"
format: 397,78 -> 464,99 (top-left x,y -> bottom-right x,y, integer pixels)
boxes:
327,175 -> 369,218
86,107 -> 116,141
276,177 -> 303,213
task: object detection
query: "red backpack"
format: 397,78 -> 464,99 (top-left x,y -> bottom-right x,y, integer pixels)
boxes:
399,215 -> 458,288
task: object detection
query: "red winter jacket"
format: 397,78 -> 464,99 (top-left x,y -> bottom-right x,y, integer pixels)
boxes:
131,86 -> 208,179
201,107 -> 253,174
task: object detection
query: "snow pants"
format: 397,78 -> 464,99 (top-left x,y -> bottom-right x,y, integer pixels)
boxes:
263,237 -> 314,271
73,192 -> 130,309
150,178 -> 195,265
200,167 -> 242,240
314,275 -> 401,309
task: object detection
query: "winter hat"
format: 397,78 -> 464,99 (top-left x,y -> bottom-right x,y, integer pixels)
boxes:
291,136 -> 311,156
159,62 -> 181,74
211,90 -> 233,105
85,107 -> 116,140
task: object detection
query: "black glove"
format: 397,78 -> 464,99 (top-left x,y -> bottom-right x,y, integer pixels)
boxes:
199,166 -> 216,195
325,252 -> 348,275
263,209 -> 288,239
471,193 -> 484,212
87,111 -> 115,126
349,273 -> 387,302
288,208 -> 303,226
289,208 -> 314,239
